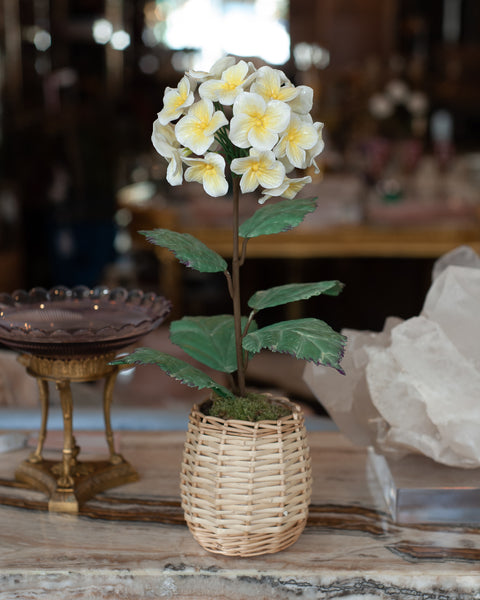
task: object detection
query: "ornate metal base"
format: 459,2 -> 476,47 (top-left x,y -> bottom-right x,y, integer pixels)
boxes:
16,352 -> 138,513
16,457 -> 138,513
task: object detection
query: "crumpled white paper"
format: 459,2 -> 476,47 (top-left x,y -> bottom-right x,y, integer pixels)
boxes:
304,245 -> 480,468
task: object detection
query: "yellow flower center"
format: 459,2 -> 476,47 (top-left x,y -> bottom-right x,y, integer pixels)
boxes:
173,94 -> 186,108
288,128 -> 300,143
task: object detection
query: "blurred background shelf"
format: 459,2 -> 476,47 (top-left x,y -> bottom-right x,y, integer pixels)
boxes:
0,1 -> 479,414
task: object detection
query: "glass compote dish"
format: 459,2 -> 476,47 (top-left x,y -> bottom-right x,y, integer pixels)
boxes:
0,286 -> 171,512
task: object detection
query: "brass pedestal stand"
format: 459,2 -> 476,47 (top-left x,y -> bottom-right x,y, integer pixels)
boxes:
15,352 -> 138,513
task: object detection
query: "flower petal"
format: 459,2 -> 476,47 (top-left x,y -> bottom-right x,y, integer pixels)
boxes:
251,66 -> 298,103
230,156 -> 251,175
175,116 -> 211,155
288,85 -> 313,114
263,100 -> 291,133
229,113 -> 252,148
204,110 -> 228,136
233,91 -> 266,117
204,169 -> 229,197
199,79 -> 228,101
199,61 -> 250,105
282,176 -> 312,199
157,76 -> 195,124
259,181 -> 289,204
151,120 -> 178,158
286,143 -> 307,169
175,99 -> 227,155
188,55 -> 236,81
166,153 -> 183,186
305,122 -> 325,170
247,127 -> 278,151
257,160 -> 286,189
184,153 -> 228,197
240,170 -> 260,193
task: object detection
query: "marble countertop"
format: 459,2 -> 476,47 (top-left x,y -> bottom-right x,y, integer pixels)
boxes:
1,431 -> 479,599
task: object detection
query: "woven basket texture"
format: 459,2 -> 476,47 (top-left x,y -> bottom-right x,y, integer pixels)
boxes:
180,399 -> 312,557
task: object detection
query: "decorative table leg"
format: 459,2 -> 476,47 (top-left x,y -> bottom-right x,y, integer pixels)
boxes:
29,378 -> 49,464
56,380 -> 75,489
16,353 -> 138,513
103,367 -> 123,465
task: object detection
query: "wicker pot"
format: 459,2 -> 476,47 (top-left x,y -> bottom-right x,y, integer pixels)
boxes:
180,397 -> 312,557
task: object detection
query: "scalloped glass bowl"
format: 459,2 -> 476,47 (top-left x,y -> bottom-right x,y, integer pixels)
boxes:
0,286 -> 171,357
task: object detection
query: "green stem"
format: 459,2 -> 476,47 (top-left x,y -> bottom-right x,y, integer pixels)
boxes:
240,237 -> 248,267
232,177 -> 246,397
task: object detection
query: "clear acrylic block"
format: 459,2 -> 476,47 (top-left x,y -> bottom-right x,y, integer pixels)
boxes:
368,448 -> 480,524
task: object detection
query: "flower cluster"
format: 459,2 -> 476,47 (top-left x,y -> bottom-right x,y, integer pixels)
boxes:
152,56 -> 324,203
115,56 -> 346,412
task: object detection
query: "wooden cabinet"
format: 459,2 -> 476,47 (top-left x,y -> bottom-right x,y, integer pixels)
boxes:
290,0 -> 398,71
0,250 -> 24,293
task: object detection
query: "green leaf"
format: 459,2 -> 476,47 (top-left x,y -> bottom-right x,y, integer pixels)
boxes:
239,197 -> 317,239
170,315 -> 257,373
242,318 -> 347,374
248,281 -> 344,311
111,348 -> 234,399
140,229 -> 227,273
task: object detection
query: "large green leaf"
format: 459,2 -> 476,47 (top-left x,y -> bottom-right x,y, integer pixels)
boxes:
248,281 -> 344,311
239,197 -> 317,239
140,229 -> 227,273
170,315 -> 257,373
242,318 -> 347,374
111,348 -> 234,399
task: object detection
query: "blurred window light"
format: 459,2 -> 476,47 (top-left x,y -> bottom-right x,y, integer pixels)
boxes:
171,51 -> 196,72
151,0 -> 289,69
114,208 -> 133,228
35,56 -> 50,75
221,5 -> 290,65
144,1 -> 160,26
33,29 -> 51,52
142,26 -> 158,47
311,45 -> 330,69
293,43 -> 329,71
93,19 -> 113,44
111,30 -> 131,51
139,54 -> 160,74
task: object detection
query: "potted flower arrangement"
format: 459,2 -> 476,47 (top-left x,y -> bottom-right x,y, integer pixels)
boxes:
114,56 -> 346,556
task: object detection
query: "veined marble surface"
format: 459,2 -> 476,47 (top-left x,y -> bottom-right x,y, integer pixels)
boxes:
1,431 -> 479,599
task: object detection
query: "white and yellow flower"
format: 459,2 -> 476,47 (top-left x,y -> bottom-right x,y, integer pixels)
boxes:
304,121 -> 325,173
229,92 -> 290,151
152,119 -> 188,186
157,76 -> 195,125
152,120 -> 179,157
199,60 -> 255,106
288,85 -> 314,115
183,152 -> 228,197
231,149 -> 285,194
175,99 -> 228,156
275,114 -> 319,169
152,58 -> 323,198
250,66 -> 298,104
188,55 -> 236,82
259,176 -> 312,204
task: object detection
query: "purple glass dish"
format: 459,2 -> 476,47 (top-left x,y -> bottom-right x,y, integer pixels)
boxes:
0,286 -> 171,357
